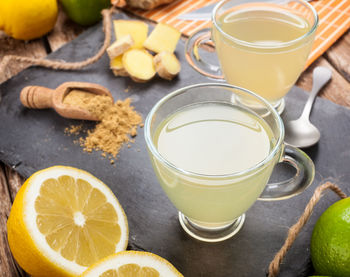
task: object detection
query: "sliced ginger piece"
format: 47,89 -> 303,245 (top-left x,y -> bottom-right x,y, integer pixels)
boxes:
122,49 -> 156,82
114,20 -> 148,49
143,23 -> 181,54
107,35 -> 134,59
154,51 -> 181,80
110,55 -> 123,70
112,68 -> 129,77
112,68 -> 128,77
110,55 -> 128,77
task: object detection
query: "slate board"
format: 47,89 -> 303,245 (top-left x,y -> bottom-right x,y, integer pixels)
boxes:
1,13 -> 350,277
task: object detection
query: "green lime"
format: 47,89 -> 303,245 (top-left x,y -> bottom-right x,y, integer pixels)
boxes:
311,197 -> 350,277
60,0 -> 110,26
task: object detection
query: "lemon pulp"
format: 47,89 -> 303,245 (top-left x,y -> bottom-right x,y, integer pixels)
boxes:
35,175 -> 121,266
82,251 -> 183,277
100,264 -> 160,276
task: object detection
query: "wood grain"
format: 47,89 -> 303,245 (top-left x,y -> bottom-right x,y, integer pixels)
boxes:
47,5 -> 84,52
0,165 -> 11,215
0,6 -> 85,85
325,30 -> 350,83
296,57 -> 350,107
4,167 -> 24,202
0,32 -> 47,84
0,164 -> 26,277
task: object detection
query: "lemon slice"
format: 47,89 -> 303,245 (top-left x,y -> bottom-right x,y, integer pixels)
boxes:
7,166 -> 128,277
82,251 -> 184,277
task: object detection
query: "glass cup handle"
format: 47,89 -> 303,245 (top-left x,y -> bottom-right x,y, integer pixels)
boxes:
258,145 -> 315,201
185,28 -> 224,79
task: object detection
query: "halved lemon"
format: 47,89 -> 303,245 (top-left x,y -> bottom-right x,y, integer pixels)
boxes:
82,251 -> 184,277
7,166 -> 128,277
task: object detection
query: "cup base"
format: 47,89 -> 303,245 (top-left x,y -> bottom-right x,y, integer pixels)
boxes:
233,94 -> 285,115
178,212 -> 245,242
273,98 -> 285,114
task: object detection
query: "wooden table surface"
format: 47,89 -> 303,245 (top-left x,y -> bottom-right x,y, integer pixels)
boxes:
0,7 -> 349,276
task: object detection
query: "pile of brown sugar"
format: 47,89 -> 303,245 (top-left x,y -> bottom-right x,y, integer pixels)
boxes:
63,90 -> 143,158
63,89 -> 114,119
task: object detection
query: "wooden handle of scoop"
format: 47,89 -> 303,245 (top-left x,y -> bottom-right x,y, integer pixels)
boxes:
20,86 -> 55,109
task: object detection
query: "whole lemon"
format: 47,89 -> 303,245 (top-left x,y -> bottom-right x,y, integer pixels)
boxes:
0,0 -> 58,40
310,197 -> 350,277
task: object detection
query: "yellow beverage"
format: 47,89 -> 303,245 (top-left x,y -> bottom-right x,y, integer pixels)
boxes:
213,7 -> 315,103
151,103 -> 279,225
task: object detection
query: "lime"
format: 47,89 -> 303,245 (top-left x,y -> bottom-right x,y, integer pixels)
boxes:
60,0 -> 110,26
310,197 -> 350,277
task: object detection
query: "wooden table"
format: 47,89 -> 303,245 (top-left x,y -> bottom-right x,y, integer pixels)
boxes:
0,7 -> 349,276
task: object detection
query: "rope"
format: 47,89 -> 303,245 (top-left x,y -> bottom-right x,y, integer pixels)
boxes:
268,182 -> 347,277
4,7 -> 116,70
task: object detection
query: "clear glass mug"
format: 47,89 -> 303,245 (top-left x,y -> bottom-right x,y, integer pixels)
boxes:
185,0 -> 318,114
144,83 -> 314,242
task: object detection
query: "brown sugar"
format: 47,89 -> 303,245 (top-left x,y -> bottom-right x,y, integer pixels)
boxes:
63,90 -> 96,107
64,90 -> 142,158
63,89 -> 113,119
82,98 -> 142,157
65,124 -> 83,135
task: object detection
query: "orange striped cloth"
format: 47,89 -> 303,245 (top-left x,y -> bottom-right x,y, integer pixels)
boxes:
131,0 -> 350,68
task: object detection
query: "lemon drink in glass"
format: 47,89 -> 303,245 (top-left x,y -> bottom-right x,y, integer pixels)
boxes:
185,0 -> 318,114
145,83 -> 315,242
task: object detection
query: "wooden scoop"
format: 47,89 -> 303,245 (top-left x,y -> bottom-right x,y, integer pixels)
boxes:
20,82 -> 113,121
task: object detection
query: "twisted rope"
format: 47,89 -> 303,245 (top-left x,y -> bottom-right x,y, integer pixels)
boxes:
4,7 -> 116,70
268,182 -> 347,277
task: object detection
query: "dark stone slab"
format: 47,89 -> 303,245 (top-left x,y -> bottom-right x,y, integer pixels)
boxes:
1,12 -> 349,277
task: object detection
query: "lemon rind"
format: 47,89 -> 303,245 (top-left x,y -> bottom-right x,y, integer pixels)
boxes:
82,250 -> 183,277
22,166 -> 128,275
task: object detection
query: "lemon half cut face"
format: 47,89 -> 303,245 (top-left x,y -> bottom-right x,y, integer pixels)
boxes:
7,166 -> 128,277
82,251 -> 184,277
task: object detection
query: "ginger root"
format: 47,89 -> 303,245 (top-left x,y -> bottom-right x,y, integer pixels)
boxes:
122,49 -> 156,82
112,0 -> 175,10
107,20 -> 181,82
110,55 -> 128,76
154,51 -> 180,80
107,34 -> 134,59
114,20 -> 148,49
143,23 -> 181,53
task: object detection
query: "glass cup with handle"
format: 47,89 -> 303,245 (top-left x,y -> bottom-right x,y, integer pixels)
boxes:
144,83 -> 314,242
185,0 -> 318,114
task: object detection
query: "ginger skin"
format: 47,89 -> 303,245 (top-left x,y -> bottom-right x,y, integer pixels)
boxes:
154,51 -> 180,80
112,0 -> 175,10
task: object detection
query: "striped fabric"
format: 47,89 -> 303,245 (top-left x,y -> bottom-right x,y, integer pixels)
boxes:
131,0 -> 350,68
307,0 -> 350,66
